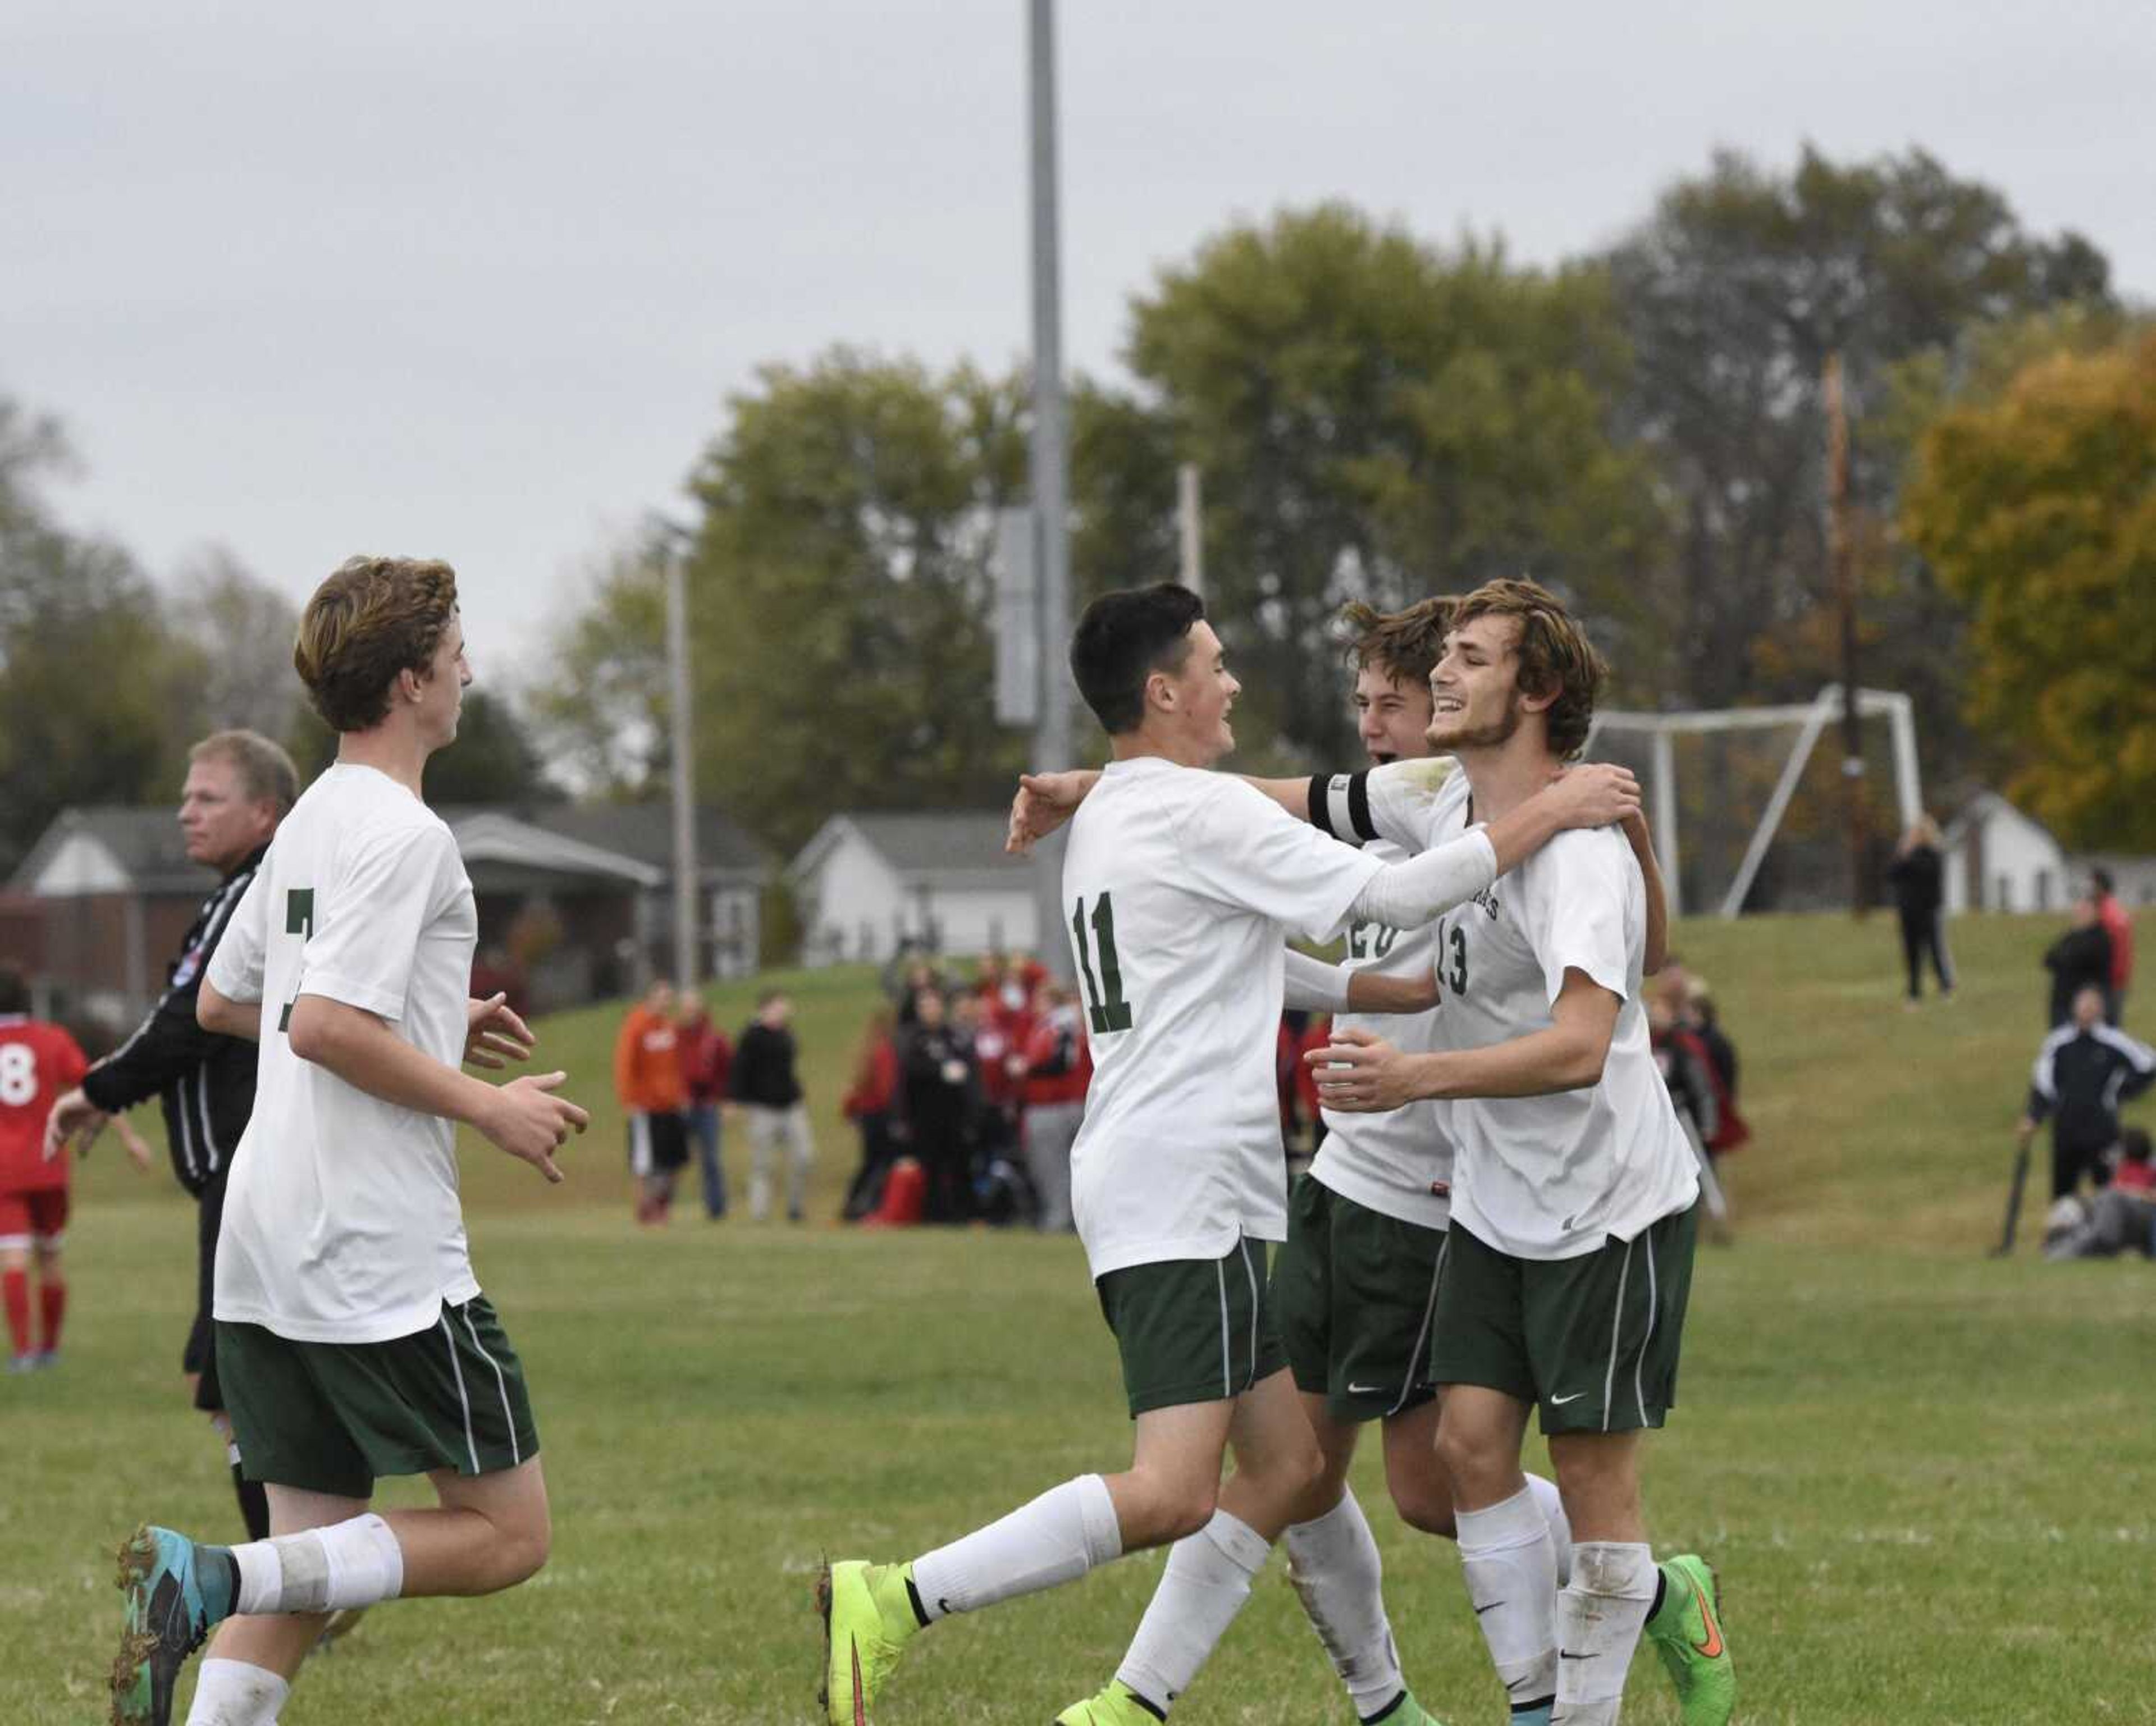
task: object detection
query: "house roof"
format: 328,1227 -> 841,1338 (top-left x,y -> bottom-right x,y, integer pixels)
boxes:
437,801 -> 764,880
9,807 -> 213,896
1943,791 -> 2065,854
12,800 -> 765,897
791,811 -> 1026,888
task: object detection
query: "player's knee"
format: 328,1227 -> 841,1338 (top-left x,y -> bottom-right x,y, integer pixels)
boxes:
1388,1476 -> 1456,1538
495,1520 -> 550,1589
1432,1417 -> 1500,1492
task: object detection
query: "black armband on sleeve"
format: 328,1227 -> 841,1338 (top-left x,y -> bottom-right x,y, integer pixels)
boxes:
1307,771 -> 1377,844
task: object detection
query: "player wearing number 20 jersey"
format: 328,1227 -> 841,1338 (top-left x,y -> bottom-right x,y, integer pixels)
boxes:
1063,759 -> 1384,1281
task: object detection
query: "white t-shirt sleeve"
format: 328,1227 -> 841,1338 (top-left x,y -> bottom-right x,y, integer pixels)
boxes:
1524,832 -> 1633,1007
1180,777 -> 1386,943
301,824 -> 462,1022
204,871 -> 270,1004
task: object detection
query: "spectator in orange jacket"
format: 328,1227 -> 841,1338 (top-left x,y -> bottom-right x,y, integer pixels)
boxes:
615,979 -> 690,1224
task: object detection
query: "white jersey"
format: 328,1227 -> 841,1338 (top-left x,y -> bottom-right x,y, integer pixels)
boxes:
207,762 -> 482,1343
1349,760 -> 1699,1261
1063,756 -> 1385,1279
1312,830 -> 1458,1232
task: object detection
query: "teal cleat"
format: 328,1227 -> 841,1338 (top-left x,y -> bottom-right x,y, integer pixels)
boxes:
111,1524 -> 235,1726
1642,1554 -> 1735,1726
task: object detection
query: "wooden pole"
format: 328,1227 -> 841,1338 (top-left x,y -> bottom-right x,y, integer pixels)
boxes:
1824,351 -> 1870,914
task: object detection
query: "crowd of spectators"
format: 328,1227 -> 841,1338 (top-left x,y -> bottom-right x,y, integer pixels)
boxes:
841,946 -> 1091,1229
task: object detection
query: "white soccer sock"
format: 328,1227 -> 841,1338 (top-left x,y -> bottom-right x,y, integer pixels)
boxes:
184,1657 -> 290,1725
1525,1472 -> 1574,1589
911,1474 -> 1121,1620
1456,1486 -> 1560,1711
1115,1508 -> 1272,1713
228,1514 -> 405,1616
1283,1490 -> 1405,1719
1554,1541 -> 1657,1724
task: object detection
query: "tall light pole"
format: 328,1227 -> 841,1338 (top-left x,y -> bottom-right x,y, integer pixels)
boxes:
1028,0 -> 1072,979
665,537 -> 699,987
1824,351 -> 1870,916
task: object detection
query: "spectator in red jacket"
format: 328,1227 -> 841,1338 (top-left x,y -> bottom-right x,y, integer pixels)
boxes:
842,1008 -> 902,1221
1020,986 -> 1090,1231
2092,868 -> 2135,1025
677,1002 -> 734,1220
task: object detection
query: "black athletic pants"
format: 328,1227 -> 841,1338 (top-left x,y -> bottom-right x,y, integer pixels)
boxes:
1899,907 -> 1954,999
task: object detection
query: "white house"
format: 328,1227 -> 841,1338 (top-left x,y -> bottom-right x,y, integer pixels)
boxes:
1940,793 -> 2156,914
789,811 -> 1036,964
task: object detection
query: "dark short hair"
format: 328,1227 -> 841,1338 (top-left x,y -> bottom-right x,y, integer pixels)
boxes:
2122,1127 -> 2151,1163
1070,583 -> 1207,736
2092,868 -> 2114,894
0,965 -> 26,1015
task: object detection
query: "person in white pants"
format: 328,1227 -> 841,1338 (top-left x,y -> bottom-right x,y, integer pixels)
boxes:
732,992 -> 812,1222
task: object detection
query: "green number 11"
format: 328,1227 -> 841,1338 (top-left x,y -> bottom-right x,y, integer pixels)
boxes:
1071,892 -> 1134,1033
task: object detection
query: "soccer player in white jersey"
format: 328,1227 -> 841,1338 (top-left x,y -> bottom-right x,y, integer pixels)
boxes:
1309,578 -> 1734,1726
819,582 -> 1639,1726
109,556 -> 591,1726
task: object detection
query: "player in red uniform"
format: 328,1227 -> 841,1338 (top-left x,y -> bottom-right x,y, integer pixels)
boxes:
0,965 -> 90,1372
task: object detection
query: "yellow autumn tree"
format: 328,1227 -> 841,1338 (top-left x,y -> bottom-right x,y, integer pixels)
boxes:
1902,328 -> 2156,848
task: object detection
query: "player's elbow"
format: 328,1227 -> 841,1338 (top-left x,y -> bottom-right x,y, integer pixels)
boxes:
1554,1031 -> 1612,1091
285,996 -> 338,1065
198,986 -> 236,1035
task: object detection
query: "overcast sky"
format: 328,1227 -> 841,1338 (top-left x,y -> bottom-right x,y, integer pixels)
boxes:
8,0 -> 2152,674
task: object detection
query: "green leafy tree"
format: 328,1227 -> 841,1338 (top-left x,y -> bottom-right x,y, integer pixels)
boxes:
524,529 -> 673,798
682,351 -> 1030,854
1108,204 -> 1661,766
1901,330 -> 2156,848
0,399 -> 203,868
1604,144 -> 2112,724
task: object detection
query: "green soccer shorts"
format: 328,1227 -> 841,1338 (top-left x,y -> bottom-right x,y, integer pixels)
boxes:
1428,1202 -> 1698,1436
217,1294 -> 541,1499
1272,1175 -> 1447,1423
1094,1238 -> 1287,1417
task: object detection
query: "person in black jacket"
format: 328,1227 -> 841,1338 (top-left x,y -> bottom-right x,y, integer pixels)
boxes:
731,989 -> 812,1222
2017,984 -> 2156,1199
1886,816 -> 1954,1004
43,730 -> 295,1541
896,987 -> 980,1223
2043,896 -> 2115,1028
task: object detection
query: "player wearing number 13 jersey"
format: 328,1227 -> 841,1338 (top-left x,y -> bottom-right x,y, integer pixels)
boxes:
1312,579 -> 1732,1726
818,583 -> 1641,1726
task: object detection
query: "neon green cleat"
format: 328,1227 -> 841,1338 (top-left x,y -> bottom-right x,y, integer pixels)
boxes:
1053,1679 -> 1164,1725
1381,1694 -> 1446,1726
816,1559 -> 920,1726
1643,1553 -> 1735,1726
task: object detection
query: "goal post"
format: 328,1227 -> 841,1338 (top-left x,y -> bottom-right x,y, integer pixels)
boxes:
1583,686 -> 1923,918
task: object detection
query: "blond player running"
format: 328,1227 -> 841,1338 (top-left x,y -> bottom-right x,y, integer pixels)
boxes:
109,557 -> 589,1726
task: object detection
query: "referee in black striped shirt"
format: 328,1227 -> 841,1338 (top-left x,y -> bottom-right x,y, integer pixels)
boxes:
45,729 -> 296,1540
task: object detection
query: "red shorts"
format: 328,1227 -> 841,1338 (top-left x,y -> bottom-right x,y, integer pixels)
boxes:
0,1188 -> 68,1245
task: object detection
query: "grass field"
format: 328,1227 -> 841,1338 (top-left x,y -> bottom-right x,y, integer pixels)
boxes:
6,910 -> 2153,1723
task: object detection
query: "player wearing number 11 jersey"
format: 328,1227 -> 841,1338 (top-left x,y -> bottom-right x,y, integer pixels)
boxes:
819,583 -> 1641,1726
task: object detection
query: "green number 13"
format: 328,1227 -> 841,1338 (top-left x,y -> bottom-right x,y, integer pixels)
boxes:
1071,892 -> 1134,1033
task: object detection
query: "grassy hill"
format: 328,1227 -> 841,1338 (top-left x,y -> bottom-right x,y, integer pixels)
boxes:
68,905 -> 2155,1251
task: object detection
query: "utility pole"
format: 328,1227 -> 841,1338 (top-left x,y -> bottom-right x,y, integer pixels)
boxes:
1027,0 -> 1072,979
1824,351 -> 1870,915
1177,463 -> 1204,599
665,541 -> 699,985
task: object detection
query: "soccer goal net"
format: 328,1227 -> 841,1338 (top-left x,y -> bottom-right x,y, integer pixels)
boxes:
1582,687 -> 1924,917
